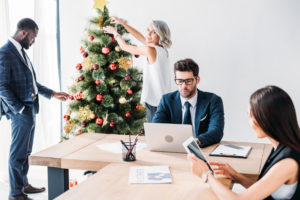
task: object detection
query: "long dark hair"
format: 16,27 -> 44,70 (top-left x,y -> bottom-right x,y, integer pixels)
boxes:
250,85 -> 300,153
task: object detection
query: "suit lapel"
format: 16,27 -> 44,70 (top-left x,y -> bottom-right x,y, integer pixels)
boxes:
174,92 -> 183,123
195,89 -> 207,135
7,41 -> 37,82
7,41 -> 28,67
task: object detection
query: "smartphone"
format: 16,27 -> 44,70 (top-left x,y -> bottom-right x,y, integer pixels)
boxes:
183,137 -> 214,173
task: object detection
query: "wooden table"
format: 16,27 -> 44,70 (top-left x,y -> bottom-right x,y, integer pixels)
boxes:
29,133 -> 272,200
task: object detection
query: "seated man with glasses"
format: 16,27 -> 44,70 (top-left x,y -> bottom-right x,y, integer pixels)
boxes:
152,58 -> 224,147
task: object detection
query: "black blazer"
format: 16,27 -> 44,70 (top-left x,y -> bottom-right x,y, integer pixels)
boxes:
258,144 -> 300,200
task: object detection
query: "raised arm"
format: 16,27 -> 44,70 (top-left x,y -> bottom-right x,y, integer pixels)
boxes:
111,17 -> 147,45
103,26 -> 156,62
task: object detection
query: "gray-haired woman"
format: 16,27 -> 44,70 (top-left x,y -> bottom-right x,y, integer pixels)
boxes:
104,17 -> 172,122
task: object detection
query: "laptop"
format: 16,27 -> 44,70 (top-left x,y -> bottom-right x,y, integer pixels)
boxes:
144,122 -> 193,153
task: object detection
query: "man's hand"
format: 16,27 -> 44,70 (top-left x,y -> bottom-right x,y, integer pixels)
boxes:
51,92 -> 69,101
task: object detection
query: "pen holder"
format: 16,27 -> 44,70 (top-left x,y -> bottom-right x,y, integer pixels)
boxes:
121,142 -> 136,162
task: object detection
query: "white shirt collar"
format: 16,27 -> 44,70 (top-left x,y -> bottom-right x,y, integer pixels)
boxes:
180,90 -> 198,108
9,37 -> 22,52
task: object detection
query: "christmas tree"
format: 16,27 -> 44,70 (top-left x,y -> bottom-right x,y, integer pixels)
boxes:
63,3 -> 146,140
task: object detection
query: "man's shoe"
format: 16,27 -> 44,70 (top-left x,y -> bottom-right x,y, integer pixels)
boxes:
24,184 -> 45,194
8,193 -> 33,200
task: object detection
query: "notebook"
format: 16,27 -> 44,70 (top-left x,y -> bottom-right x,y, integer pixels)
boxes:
209,144 -> 252,158
129,165 -> 172,184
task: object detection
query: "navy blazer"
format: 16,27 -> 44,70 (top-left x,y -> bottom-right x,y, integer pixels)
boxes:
152,89 -> 224,147
0,41 -> 53,119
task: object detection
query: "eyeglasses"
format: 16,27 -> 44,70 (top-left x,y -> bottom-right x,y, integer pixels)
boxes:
174,77 -> 196,85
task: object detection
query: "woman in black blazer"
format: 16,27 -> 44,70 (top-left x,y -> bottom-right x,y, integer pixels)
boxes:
188,86 -> 300,200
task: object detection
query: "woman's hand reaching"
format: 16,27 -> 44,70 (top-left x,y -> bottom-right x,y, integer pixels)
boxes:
110,17 -> 124,25
209,161 -> 239,181
103,26 -> 117,35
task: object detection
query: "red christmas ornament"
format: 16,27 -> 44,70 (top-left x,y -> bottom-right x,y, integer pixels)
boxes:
95,80 -> 101,85
80,46 -> 84,54
77,130 -> 82,135
109,63 -> 117,71
69,96 -> 74,100
90,35 -> 94,41
136,104 -> 140,109
82,122 -> 87,127
111,36 -> 114,42
93,64 -> 99,70
76,63 -> 82,70
64,115 -> 70,121
78,75 -> 84,81
75,92 -> 82,100
134,54 -> 140,58
125,112 -> 131,118
102,47 -> 110,55
96,94 -> 103,102
96,117 -> 103,125
124,76 -> 130,81
83,52 -> 88,58
109,121 -> 115,127
127,89 -> 132,95
140,129 -> 145,135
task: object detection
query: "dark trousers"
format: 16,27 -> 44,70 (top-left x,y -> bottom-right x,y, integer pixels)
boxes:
7,106 -> 36,196
145,103 -> 157,122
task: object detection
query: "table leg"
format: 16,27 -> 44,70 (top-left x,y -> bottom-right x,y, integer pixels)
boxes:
47,167 -> 69,200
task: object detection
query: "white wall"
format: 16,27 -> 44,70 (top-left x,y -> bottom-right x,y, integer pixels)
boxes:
60,0 -> 300,143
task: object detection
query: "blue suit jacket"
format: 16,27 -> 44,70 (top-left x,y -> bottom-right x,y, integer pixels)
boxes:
0,41 -> 53,119
152,89 -> 224,147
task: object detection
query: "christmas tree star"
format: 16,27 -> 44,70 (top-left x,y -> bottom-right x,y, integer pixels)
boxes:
93,0 -> 109,12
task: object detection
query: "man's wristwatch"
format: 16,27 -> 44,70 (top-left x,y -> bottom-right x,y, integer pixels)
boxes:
201,170 -> 213,183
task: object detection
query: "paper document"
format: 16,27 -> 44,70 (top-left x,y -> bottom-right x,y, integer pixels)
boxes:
97,142 -> 147,154
209,144 -> 252,158
129,166 -> 172,184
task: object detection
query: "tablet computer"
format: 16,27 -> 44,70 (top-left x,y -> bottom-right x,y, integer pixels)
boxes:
183,137 -> 214,172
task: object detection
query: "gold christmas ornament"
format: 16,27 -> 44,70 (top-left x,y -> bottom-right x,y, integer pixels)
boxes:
78,106 -> 93,121
66,110 -> 71,116
115,46 -> 121,52
99,16 -> 104,28
75,77 -> 80,82
102,112 -> 108,127
82,57 -> 93,71
117,56 -> 131,70
90,113 -> 96,120
119,97 -> 126,104
127,59 -> 132,65
85,29 -> 91,37
139,105 -> 146,112
93,0 -> 109,12
64,121 -> 75,134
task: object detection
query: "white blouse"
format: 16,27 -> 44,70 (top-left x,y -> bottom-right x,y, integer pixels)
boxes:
140,46 -> 172,107
271,181 -> 298,200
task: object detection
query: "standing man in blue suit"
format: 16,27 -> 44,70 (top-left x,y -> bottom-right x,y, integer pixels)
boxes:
152,58 -> 224,147
0,18 -> 69,200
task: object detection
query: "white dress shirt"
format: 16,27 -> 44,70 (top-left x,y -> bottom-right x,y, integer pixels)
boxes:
180,91 -> 198,136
